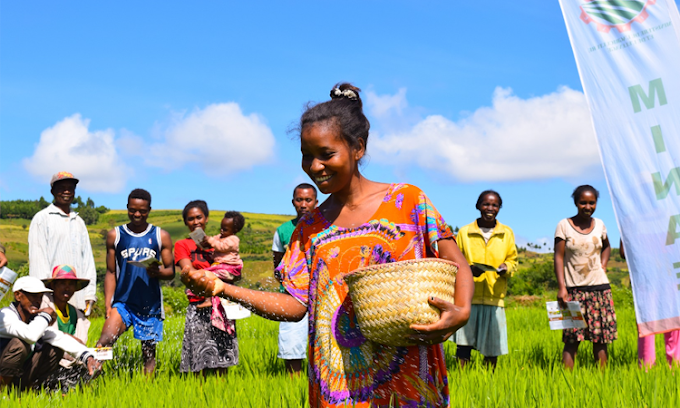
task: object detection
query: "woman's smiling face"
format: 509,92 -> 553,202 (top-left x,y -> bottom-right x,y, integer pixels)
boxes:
184,207 -> 208,232
575,190 -> 597,218
300,122 -> 363,195
478,193 -> 501,223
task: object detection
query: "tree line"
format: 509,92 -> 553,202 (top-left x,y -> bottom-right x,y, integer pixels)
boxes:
0,197 -> 109,225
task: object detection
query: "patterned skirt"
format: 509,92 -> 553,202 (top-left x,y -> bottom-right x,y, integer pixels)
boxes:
563,287 -> 617,344
180,303 -> 239,372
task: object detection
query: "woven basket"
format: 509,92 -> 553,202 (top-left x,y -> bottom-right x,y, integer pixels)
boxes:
344,258 -> 457,347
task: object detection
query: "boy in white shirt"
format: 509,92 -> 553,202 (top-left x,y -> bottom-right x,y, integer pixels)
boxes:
0,277 -> 100,391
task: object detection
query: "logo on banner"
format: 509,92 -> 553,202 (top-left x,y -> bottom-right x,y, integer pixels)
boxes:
580,0 -> 656,33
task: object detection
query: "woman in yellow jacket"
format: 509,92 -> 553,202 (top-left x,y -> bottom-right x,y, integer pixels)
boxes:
454,190 -> 518,368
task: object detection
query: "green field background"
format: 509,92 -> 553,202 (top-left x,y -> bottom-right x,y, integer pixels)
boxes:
3,209 -> 673,407
4,304 -> 680,407
0,208 -> 632,298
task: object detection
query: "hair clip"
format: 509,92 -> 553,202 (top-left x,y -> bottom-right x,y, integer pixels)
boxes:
331,87 -> 358,101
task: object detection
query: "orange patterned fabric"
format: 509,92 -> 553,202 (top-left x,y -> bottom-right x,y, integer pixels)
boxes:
279,184 -> 454,408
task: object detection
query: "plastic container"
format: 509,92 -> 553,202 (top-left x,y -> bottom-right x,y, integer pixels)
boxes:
0,267 -> 18,301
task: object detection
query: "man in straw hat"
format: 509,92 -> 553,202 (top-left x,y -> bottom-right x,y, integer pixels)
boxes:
41,265 -> 93,391
28,171 -> 97,314
0,276 -> 101,391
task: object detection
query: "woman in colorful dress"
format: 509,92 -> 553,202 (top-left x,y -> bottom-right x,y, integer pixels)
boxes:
175,200 -> 239,375
182,83 -> 474,407
554,184 -> 616,369
454,190 -> 517,368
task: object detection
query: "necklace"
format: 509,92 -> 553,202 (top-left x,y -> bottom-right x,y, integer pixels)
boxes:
55,306 -> 70,324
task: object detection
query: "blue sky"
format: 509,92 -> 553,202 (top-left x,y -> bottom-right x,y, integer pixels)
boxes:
3,1 -> 675,250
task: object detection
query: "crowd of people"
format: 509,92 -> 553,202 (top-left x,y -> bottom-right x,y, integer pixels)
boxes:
0,83 -> 674,406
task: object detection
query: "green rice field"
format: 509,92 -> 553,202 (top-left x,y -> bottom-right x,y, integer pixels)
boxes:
5,301 -> 680,407
0,209 -> 668,406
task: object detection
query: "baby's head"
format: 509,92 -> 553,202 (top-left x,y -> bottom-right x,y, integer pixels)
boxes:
221,211 -> 245,238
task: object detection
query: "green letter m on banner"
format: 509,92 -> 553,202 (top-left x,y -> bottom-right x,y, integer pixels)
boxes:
629,78 -> 668,113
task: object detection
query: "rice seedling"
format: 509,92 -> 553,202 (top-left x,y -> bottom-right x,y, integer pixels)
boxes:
3,302 -> 679,407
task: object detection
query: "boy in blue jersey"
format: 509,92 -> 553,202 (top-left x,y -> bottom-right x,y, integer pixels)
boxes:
96,189 -> 174,375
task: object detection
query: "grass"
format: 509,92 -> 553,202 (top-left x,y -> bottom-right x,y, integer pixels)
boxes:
4,303 -> 680,407
2,209 -> 667,406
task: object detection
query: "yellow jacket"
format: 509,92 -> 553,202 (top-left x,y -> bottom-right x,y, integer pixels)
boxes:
456,220 -> 518,307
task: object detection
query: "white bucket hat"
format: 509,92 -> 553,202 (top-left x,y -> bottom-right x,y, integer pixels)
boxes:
13,276 -> 53,294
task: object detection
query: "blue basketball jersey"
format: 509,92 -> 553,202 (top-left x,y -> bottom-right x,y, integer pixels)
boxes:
113,224 -> 164,318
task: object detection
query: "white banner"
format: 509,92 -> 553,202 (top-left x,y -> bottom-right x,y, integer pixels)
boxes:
558,0 -> 680,336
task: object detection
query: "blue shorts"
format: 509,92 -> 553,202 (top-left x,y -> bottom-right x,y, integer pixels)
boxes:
277,313 -> 308,360
113,302 -> 163,343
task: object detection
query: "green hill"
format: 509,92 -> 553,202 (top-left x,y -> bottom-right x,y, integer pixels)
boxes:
1,209 -> 631,312
0,210 -> 294,298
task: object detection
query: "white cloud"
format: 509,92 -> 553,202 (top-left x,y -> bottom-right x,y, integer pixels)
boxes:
369,86 -> 600,182
22,103 -> 275,194
117,128 -> 146,156
366,88 -> 407,119
143,103 -> 275,174
23,114 -> 130,192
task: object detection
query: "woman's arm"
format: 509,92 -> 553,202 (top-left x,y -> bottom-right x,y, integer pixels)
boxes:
439,238 -> 474,310
409,237 -> 473,344
499,229 -> 519,275
0,242 -> 7,268
181,266 -> 307,322
554,238 -> 568,308
601,236 -> 611,270
178,258 -> 211,304
177,258 -> 196,272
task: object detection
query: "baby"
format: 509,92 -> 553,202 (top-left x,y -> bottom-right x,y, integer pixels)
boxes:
201,211 -> 245,332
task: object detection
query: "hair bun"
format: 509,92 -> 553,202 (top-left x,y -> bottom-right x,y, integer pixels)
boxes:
299,82 -> 369,152
330,83 -> 360,101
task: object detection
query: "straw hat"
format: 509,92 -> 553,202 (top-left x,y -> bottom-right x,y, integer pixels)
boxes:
42,265 -> 90,291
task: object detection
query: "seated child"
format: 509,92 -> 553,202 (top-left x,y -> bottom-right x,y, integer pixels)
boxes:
42,265 -> 93,391
200,211 -> 245,333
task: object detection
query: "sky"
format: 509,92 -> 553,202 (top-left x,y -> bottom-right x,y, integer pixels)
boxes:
3,1 -> 677,250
